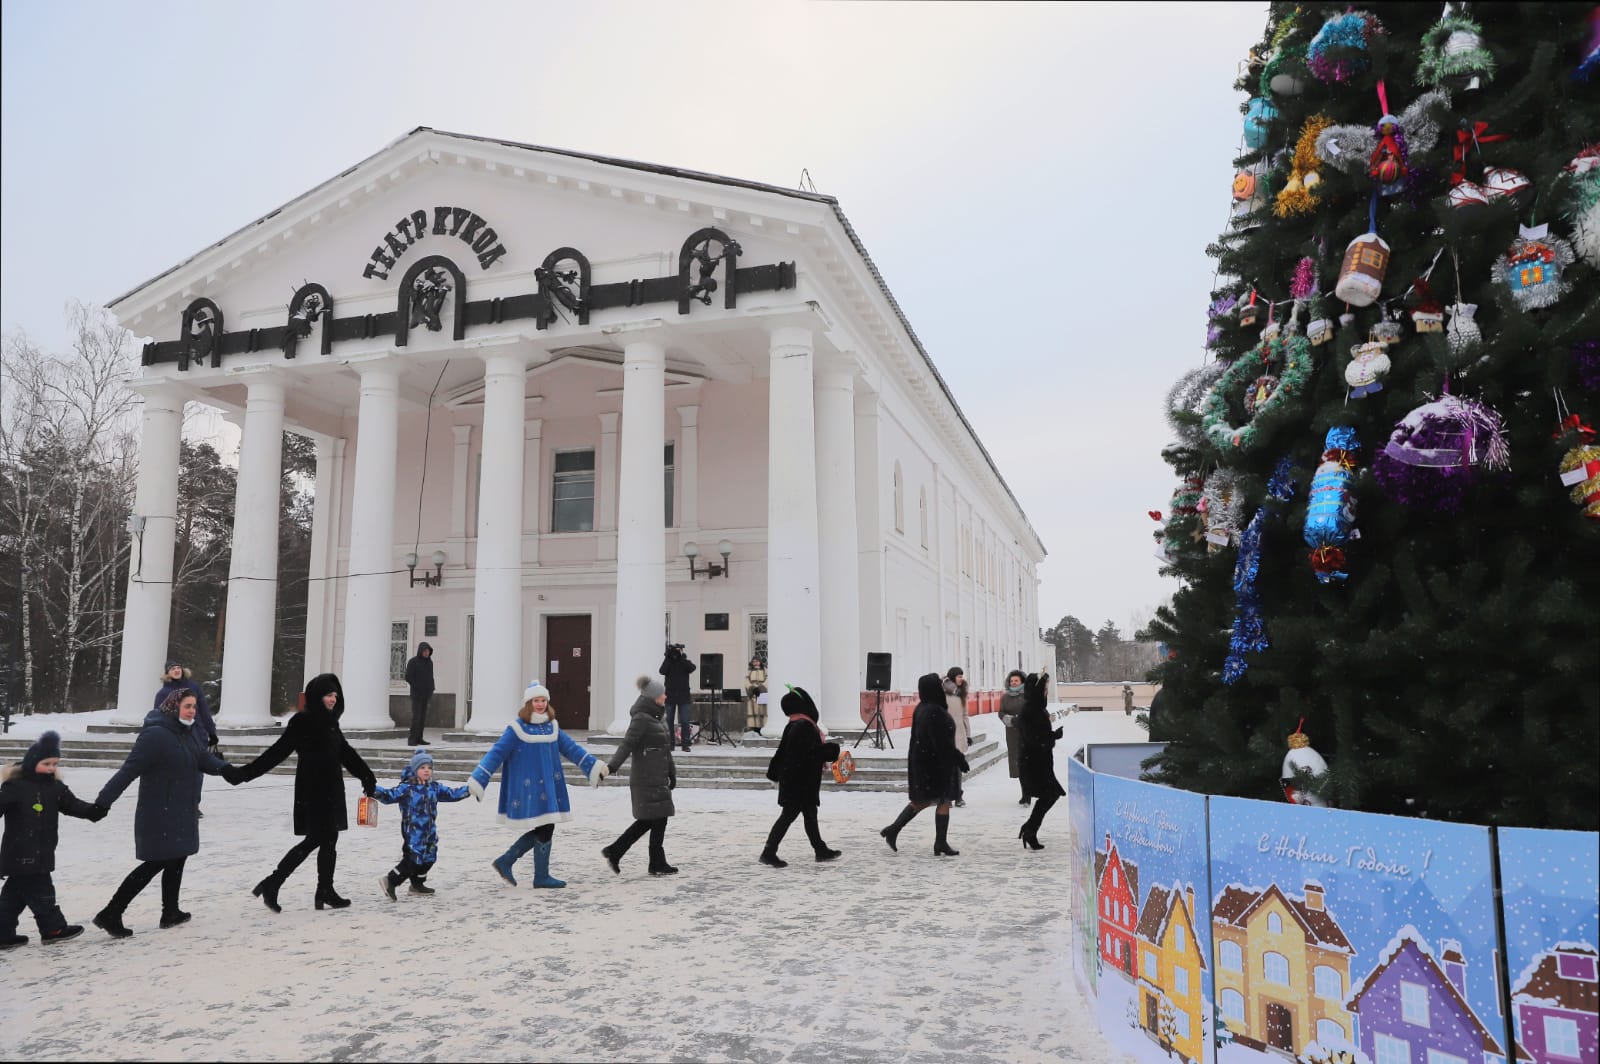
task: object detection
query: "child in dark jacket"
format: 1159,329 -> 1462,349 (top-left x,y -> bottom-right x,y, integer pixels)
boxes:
0,732 -> 105,947
373,748 -> 469,899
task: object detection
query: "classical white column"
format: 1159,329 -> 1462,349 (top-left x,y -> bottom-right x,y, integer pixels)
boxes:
766,326 -> 823,701
523,417 -> 543,563
447,423 -> 472,567
676,405 -> 699,533
339,363 -> 401,730
113,384 -> 184,724
597,411 -> 619,560
218,374 -> 286,726
852,390 -> 885,685
608,338 -> 667,733
813,364 -> 861,736
304,435 -> 345,685
465,350 -> 529,730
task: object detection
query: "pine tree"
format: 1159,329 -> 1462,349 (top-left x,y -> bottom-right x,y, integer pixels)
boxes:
1146,2 -> 1599,830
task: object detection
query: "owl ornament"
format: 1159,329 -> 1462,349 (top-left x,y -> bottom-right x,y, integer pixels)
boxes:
1316,90 -> 1449,198
1495,224 -> 1577,311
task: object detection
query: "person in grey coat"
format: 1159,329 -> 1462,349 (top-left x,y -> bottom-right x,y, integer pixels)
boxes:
999,670 -> 1028,805
92,690 -> 235,938
600,676 -> 678,876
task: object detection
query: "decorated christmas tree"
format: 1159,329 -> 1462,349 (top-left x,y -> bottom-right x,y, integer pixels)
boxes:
1146,2 -> 1600,830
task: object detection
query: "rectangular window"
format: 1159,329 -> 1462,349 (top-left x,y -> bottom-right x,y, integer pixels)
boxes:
389,620 -> 410,684
423,615 -> 438,638
1558,953 -> 1598,981
704,613 -> 729,631
664,441 -> 675,528
1174,966 -> 1189,997
1175,925 -> 1187,952
1111,866 -> 1118,888
1401,981 -> 1430,1027
1375,1034 -> 1410,1064
1544,1016 -> 1580,1059
1174,1010 -> 1190,1040
551,449 -> 596,532
1144,952 -> 1157,980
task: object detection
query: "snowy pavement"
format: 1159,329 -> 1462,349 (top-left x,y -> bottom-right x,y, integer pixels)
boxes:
5,749 -> 1131,1063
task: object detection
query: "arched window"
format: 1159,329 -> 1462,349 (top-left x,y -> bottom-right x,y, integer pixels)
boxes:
1221,989 -> 1245,1022
1263,951 -> 1290,986
918,488 -> 928,547
1267,912 -> 1283,934
1317,1019 -> 1346,1045
1219,941 -> 1243,972
1315,965 -> 1343,1000
893,462 -> 904,533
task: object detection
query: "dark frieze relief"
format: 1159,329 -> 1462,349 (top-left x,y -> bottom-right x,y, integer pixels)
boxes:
142,227 -> 795,369
361,206 -> 508,280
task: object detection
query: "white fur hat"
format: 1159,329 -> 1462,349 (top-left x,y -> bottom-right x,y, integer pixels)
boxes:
523,681 -> 550,703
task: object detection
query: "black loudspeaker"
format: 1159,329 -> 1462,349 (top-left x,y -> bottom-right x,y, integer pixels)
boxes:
865,652 -> 892,692
699,653 -> 723,691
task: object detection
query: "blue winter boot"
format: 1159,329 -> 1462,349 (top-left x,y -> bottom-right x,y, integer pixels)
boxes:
493,832 -> 539,886
532,840 -> 566,889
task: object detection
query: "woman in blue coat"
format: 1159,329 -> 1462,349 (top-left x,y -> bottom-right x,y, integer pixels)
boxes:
470,681 -> 606,888
92,690 -> 234,937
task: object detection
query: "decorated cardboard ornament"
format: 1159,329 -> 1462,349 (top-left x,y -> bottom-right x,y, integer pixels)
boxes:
1232,170 -> 1257,201
1369,314 -> 1404,348
1446,302 -> 1481,355
1560,443 -> 1600,519
1345,342 -> 1391,397
1238,290 -> 1261,328
1281,724 -> 1329,806
1410,279 -> 1444,333
1496,224 -> 1577,310
1335,233 -> 1390,306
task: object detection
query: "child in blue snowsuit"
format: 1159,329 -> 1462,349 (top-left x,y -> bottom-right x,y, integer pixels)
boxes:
469,681 -> 607,889
374,747 -> 469,899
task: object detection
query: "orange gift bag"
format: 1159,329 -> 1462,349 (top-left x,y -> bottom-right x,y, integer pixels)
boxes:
356,795 -> 379,827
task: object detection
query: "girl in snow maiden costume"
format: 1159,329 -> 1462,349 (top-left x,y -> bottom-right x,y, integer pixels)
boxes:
469,682 -> 607,889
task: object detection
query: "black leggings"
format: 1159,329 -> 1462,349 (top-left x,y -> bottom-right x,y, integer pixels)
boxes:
106,856 -> 187,917
1023,791 -> 1061,832
274,830 -> 340,888
765,806 -> 826,853
611,817 -> 668,856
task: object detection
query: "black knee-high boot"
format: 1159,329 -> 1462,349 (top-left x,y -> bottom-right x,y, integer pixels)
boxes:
762,810 -> 796,867
159,858 -> 190,927
1022,793 -> 1058,849
314,838 -> 350,910
880,804 -> 920,852
934,812 -> 959,856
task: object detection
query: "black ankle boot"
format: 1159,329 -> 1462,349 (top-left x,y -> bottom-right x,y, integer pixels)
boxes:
648,848 -> 678,875
933,813 -> 959,856
880,804 -> 920,852
253,873 -> 285,913
160,910 -> 192,928
314,887 -> 351,910
814,847 -> 842,862
93,910 -> 133,939
759,849 -> 788,868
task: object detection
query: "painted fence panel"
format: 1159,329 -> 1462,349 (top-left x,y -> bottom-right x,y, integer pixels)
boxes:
1069,755 -> 1099,1002
1092,772 -> 1215,1064
1498,827 -> 1599,1064
1207,798 -> 1504,1064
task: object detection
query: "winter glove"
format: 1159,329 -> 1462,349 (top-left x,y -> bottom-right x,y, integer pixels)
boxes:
957,755 -> 971,774
361,778 -> 377,797
590,764 -> 609,789
89,803 -> 110,823
821,742 -> 841,763
221,764 -> 242,786
1052,727 -> 1064,740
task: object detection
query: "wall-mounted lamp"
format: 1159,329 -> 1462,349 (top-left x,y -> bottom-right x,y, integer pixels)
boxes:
683,539 -> 732,580
407,549 -> 447,588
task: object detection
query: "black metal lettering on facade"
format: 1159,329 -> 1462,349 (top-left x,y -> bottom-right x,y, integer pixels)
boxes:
143,228 -> 797,369
363,206 -> 509,279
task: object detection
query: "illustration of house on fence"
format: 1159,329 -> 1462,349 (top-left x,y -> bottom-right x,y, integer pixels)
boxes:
1212,880 -> 1356,1055
1096,833 -> 1141,978
1135,881 -> 1209,1063
1346,927 -> 1529,1064
1511,942 -> 1597,1064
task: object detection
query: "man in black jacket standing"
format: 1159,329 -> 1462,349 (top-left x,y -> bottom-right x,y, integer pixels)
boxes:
404,643 -> 435,746
659,644 -> 696,753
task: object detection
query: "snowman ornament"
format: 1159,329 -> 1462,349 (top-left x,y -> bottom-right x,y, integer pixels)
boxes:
1281,722 -> 1330,806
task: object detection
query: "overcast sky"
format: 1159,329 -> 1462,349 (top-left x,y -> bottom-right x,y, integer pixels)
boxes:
1,0 -> 1267,636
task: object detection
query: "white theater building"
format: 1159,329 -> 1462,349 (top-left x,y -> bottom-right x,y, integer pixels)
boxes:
106,128 -> 1046,736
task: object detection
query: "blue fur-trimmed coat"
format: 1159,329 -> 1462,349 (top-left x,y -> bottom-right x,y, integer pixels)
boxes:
467,717 -> 601,828
372,773 -> 469,863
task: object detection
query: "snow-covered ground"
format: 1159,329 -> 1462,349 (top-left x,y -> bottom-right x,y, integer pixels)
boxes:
2,709 -> 117,738
4,739 -> 1139,1063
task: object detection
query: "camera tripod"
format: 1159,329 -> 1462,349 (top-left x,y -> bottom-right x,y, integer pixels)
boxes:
855,688 -> 892,750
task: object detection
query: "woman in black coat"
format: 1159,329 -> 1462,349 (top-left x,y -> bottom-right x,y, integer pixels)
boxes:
92,691 -> 234,937
1016,672 -> 1065,850
759,686 -> 841,868
880,673 -> 968,857
234,673 -> 376,911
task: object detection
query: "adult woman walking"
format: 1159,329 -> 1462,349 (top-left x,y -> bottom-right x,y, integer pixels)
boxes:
92,690 -> 235,937
942,667 -> 971,805
744,656 -> 768,737
233,673 -> 377,912
999,670 -> 1028,805
758,686 -> 841,867
880,673 -> 968,857
473,681 -> 607,889
1017,672 -> 1065,850
155,660 -> 219,817
600,677 -> 679,876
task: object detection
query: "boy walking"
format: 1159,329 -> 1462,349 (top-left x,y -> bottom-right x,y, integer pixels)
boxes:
374,747 -> 468,898
1,732 -> 106,947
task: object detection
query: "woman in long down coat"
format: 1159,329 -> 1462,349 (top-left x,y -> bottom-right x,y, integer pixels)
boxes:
1016,672 -> 1065,850
759,686 -> 841,868
601,677 -> 679,877
999,670 -> 1028,805
880,673 -> 968,857
943,667 -> 972,806
234,674 -> 377,912
92,691 -> 234,937
472,681 -> 607,889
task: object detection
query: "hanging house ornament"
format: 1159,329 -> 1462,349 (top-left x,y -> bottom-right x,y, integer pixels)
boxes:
1223,458 -> 1296,685
1373,391 -> 1511,513
1495,224 -> 1577,310
1307,10 -> 1386,83
1335,232 -> 1391,306
1281,721 -> 1331,806
1303,427 -> 1361,584
1307,294 -> 1336,347
1417,13 -> 1496,92
1238,289 -> 1261,328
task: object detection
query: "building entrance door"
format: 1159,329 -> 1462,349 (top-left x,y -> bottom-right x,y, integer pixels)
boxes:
545,615 -> 592,729
1265,1002 -> 1294,1052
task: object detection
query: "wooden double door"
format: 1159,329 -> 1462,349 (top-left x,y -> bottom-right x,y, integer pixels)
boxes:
544,615 -> 592,729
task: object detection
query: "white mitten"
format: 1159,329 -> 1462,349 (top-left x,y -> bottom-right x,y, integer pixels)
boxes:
590,763 -> 610,788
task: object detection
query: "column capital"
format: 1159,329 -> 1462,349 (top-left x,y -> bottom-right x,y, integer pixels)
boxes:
452,423 -> 474,444
126,377 -> 185,410
479,347 -> 532,377
676,404 -> 699,429
769,324 -> 813,356
598,411 -> 620,433
814,364 -> 857,393
525,417 -> 543,439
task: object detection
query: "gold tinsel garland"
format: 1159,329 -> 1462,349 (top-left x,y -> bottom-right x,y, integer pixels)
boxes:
1275,114 -> 1334,217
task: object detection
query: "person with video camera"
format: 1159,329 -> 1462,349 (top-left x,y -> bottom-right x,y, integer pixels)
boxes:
659,643 -> 696,754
